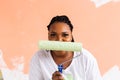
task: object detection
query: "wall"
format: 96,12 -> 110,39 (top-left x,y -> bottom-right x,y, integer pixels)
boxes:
0,0 -> 120,80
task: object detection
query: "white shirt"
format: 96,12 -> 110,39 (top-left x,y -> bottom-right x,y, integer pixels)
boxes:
29,48 -> 103,80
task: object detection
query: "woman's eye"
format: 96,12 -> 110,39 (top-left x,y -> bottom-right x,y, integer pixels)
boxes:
63,34 -> 69,37
50,34 -> 56,37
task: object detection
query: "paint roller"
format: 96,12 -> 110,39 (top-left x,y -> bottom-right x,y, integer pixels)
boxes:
38,40 -> 82,73
38,40 -> 82,52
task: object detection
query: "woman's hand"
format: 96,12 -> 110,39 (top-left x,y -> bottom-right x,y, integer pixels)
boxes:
52,71 -> 64,80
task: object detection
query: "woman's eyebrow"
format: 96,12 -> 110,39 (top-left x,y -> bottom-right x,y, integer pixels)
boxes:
62,32 -> 69,34
50,31 -> 56,33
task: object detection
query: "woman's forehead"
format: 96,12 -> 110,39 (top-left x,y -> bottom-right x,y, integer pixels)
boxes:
49,22 -> 71,31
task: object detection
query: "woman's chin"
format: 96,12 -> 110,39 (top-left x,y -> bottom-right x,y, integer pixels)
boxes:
52,50 -> 67,55
53,50 -> 66,53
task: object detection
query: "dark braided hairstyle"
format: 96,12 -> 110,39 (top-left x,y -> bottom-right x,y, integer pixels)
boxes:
47,15 -> 74,42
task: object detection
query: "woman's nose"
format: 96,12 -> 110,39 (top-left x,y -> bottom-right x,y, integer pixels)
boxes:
56,36 -> 63,41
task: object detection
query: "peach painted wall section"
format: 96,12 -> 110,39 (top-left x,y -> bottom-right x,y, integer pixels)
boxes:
0,0 -> 120,79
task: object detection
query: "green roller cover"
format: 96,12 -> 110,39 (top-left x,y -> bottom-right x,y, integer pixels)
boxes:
38,40 -> 82,52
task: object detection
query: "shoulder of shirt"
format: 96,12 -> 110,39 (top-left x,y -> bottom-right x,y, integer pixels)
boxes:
77,48 -> 96,60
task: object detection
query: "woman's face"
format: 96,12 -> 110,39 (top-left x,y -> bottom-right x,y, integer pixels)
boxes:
48,22 -> 73,56
48,22 -> 72,42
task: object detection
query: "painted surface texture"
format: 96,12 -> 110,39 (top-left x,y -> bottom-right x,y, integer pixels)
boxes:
0,0 -> 120,79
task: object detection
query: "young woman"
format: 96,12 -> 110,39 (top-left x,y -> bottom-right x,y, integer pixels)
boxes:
29,15 -> 103,80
